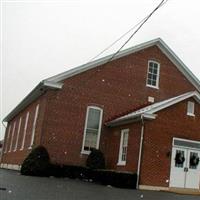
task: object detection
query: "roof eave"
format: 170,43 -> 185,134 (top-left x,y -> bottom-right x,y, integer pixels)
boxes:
106,113 -> 156,128
157,40 -> 200,93
45,38 -> 200,93
45,38 -> 162,83
3,81 -> 63,122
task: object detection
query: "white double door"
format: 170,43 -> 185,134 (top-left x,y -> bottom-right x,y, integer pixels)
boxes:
170,147 -> 200,189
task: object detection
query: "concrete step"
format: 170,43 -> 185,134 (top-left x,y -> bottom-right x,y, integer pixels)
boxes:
169,187 -> 200,195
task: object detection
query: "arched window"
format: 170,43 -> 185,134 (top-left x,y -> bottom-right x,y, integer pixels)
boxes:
81,106 -> 103,154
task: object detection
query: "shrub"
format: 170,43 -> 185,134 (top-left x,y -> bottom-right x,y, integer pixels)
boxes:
86,148 -> 105,169
21,145 -> 50,177
91,170 -> 137,189
49,164 -> 91,179
47,163 -> 137,189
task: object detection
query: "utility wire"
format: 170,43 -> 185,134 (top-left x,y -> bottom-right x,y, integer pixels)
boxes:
89,17 -> 148,62
107,0 -> 167,63
69,0 -> 169,91
89,0 -> 168,63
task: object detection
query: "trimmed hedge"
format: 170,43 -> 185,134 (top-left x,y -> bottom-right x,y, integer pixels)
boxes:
49,164 -> 90,179
49,164 -> 137,189
21,146 -> 50,177
91,170 -> 137,188
21,146 -> 137,189
86,148 -> 105,170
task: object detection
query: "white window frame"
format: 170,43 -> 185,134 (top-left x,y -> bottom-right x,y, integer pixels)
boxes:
14,117 -> 22,152
4,125 -> 11,153
9,121 -> 16,152
146,60 -> 160,89
187,101 -> 195,116
81,106 -> 103,155
29,104 -> 40,149
20,112 -> 30,150
117,129 -> 129,166
173,137 -> 200,150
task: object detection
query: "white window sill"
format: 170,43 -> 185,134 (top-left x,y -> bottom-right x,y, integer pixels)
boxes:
187,113 -> 195,117
146,84 -> 159,90
117,161 -> 126,166
81,150 -> 91,155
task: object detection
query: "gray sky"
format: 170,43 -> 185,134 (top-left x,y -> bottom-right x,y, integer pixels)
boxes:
1,0 -> 200,140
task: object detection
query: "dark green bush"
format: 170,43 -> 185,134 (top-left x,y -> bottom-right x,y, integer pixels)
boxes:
91,170 -> 137,189
86,148 -> 105,169
49,164 -> 137,189
49,164 -> 90,179
21,145 -> 50,177
20,146 -> 137,189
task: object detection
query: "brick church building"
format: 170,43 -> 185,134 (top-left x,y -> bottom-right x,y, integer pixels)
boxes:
1,38 -> 200,192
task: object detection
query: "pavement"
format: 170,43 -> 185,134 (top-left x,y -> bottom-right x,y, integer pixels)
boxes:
0,168 -> 199,200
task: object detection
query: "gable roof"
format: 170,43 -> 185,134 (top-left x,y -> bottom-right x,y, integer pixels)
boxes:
46,38 -> 200,93
3,38 -> 200,122
106,91 -> 200,127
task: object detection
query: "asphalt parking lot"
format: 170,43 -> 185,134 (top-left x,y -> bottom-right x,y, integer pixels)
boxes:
0,169 -> 199,200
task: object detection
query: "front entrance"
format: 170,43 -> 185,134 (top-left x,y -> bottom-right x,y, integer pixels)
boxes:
169,138 -> 200,189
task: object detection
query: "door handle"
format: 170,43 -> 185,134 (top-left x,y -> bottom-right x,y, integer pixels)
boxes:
184,167 -> 188,172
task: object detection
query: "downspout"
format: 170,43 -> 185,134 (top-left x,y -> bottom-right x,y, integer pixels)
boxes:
136,114 -> 145,189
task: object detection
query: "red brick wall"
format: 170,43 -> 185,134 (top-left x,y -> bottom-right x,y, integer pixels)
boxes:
103,123 -> 142,172
41,45 -> 196,166
1,45 -> 197,169
1,94 -> 47,165
140,98 -> 200,187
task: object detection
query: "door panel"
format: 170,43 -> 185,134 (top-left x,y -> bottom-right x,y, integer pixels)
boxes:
170,148 -> 187,188
185,150 -> 200,189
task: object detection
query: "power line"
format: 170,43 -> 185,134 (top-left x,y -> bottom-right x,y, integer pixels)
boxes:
70,0 -> 169,91
107,0 -> 168,63
89,0 -> 168,63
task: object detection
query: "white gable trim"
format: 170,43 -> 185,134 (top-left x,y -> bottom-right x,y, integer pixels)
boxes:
3,38 -> 200,122
107,91 -> 200,127
3,81 -> 63,122
46,38 -> 200,93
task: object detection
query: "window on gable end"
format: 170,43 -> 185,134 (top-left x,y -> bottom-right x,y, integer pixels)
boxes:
187,101 -> 195,116
146,60 -> 160,89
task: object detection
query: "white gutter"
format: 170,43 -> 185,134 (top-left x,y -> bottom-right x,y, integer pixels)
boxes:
3,81 -> 63,122
136,114 -> 145,189
42,80 -> 63,89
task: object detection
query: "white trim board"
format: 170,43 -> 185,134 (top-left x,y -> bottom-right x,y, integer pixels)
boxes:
0,163 -> 21,171
3,38 -> 200,122
107,91 -> 200,127
46,38 -> 200,93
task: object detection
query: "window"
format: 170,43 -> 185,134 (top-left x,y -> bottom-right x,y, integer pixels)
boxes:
4,125 -> 11,153
14,117 -> 22,152
9,122 -> 16,152
187,101 -> 195,116
146,61 -> 160,89
20,112 -> 30,150
29,104 -> 40,149
189,152 -> 199,169
118,129 -> 129,165
82,106 -> 103,154
175,150 -> 185,168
